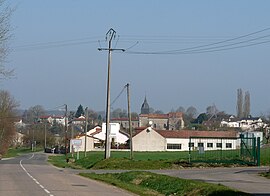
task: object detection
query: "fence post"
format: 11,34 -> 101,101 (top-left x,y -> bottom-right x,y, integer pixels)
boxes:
220,138 -> 223,159
240,134 -> 243,157
257,137 -> 260,166
188,137 -> 191,163
252,137 -> 256,165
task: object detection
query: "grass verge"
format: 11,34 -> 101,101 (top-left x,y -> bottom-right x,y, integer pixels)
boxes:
80,171 -> 250,196
48,151 -> 248,170
3,147 -> 42,158
260,169 -> 270,179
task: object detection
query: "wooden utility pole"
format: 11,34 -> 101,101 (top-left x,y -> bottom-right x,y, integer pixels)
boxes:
98,28 -> 125,159
84,107 -> 88,157
126,83 -> 133,159
44,122 -> 47,149
64,104 -> 68,162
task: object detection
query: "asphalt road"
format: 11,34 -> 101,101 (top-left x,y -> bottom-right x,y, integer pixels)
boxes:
156,167 -> 270,196
1,152 -> 270,195
0,153 -> 135,196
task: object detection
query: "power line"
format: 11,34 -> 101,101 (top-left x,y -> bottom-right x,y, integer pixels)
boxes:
10,27 -> 270,54
124,27 -> 270,55
13,36 -> 105,51
111,85 -> 127,107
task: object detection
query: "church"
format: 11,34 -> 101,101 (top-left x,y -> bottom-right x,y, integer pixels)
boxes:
111,96 -> 184,130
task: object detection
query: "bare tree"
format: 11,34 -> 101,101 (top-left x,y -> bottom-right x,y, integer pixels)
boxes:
186,106 -> 197,119
0,0 -> 14,80
236,88 -> 243,118
243,91 -> 250,118
0,90 -> 18,155
237,89 -> 251,118
206,104 -> 218,119
176,106 -> 185,113
24,105 -> 46,123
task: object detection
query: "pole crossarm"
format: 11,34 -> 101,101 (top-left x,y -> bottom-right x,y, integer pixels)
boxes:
98,48 -> 125,52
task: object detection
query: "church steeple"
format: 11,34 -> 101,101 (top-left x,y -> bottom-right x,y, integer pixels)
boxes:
141,96 -> 150,114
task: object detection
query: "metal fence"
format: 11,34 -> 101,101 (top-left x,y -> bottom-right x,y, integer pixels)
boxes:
188,135 -> 260,166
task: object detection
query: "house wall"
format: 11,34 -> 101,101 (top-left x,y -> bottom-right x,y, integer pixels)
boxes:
111,119 -> 139,129
139,116 -> 168,130
133,128 -> 166,151
166,138 -> 238,151
100,123 -> 129,144
70,136 -> 94,152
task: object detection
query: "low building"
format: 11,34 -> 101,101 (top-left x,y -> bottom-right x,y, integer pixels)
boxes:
132,127 -> 238,151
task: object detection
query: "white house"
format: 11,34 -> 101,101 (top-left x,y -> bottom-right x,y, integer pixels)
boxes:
221,116 -> 267,131
71,115 -> 86,125
87,124 -> 129,148
100,123 -> 129,144
39,115 -> 67,126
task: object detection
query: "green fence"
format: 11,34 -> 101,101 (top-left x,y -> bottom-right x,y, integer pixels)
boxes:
188,135 -> 260,166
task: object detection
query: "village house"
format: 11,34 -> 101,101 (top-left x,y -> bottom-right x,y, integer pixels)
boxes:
71,115 -> 86,125
111,96 -> 184,131
140,97 -> 185,130
111,117 -> 140,130
39,115 -> 67,126
220,116 -> 268,131
74,123 -> 130,149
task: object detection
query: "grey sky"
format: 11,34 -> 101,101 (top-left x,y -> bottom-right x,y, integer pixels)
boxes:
3,0 -> 270,116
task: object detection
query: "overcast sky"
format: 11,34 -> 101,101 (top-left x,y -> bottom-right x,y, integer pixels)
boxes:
3,0 -> 270,116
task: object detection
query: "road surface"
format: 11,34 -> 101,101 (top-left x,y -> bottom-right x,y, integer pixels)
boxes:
0,153 -> 135,196
156,167 -> 270,195
1,152 -> 270,195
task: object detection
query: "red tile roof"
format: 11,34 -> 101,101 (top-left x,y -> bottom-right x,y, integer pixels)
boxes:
134,128 -> 237,138
111,117 -> 139,121
89,129 -> 102,136
157,130 -> 237,138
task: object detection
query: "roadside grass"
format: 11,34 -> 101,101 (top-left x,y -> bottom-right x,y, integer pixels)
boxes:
79,171 -> 250,196
48,151 -> 193,169
260,147 -> 270,165
47,154 -> 71,168
3,147 -> 43,158
260,170 -> 270,179
48,148 -> 270,169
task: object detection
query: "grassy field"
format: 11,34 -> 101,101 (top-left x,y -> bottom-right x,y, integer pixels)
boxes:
47,150 -> 266,195
49,151 -> 184,169
80,171 -> 250,196
48,147 -> 270,169
260,147 -> 270,165
3,147 -> 42,158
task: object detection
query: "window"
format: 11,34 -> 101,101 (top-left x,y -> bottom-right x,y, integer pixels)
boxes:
216,143 -> 222,148
226,143 -> 232,148
207,143 -> 213,148
198,143 -> 204,147
167,144 -> 181,149
189,142 -> 194,147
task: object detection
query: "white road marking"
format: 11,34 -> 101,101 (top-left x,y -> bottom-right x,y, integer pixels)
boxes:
20,153 -> 54,196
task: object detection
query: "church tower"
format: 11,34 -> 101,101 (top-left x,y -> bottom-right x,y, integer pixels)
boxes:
141,96 -> 150,114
